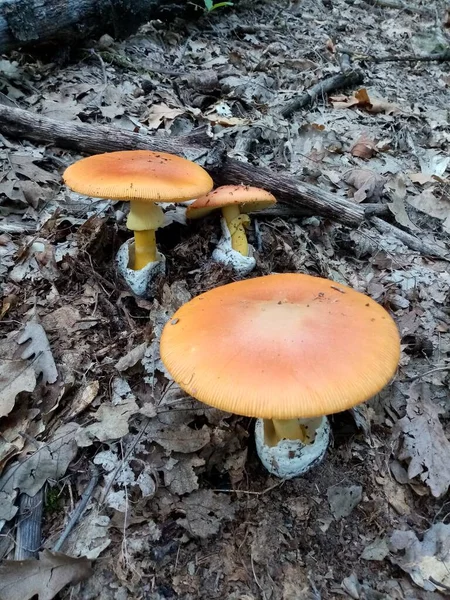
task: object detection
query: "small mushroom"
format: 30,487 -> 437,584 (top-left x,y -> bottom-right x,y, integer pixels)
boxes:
186,185 -> 276,275
63,150 -> 213,296
160,273 -> 400,478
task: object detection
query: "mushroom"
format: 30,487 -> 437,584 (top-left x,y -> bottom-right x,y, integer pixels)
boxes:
63,150 -> 213,297
160,273 -> 400,478
186,185 -> 276,275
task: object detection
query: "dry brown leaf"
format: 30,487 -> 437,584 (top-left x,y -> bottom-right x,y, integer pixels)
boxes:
115,342 -> 148,371
163,454 -> 205,495
386,173 -> 419,231
0,335 -> 36,418
331,88 -> 401,115
76,395 -> 139,447
351,133 -> 376,159
390,523 -> 450,592
144,103 -> 184,129
18,322 -> 58,385
177,490 -> 235,538
395,382 -> 450,498
343,168 -> 385,203
0,423 -> 79,521
0,550 -> 92,600
407,187 -> 450,233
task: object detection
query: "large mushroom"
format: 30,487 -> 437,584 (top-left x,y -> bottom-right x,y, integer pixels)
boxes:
186,185 -> 276,275
160,273 -> 400,478
63,150 -> 213,297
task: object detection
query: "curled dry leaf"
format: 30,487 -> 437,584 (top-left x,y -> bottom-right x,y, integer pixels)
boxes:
331,88 -> 401,115
0,550 -> 92,600
395,382 -> 450,498
351,133 -> 376,159
390,523 -> 450,592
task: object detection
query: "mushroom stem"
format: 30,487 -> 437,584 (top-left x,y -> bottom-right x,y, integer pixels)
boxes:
126,201 -> 165,270
264,418 -> 309,447
221,204 -> 249,256
133,230 -> 157,268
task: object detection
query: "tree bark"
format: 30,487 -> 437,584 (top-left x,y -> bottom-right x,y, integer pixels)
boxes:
0,104 -> 365,226
0,0 -> 189,53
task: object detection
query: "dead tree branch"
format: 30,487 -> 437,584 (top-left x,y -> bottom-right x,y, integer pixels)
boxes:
280,56 -> 364,118
0,104 -> 364,227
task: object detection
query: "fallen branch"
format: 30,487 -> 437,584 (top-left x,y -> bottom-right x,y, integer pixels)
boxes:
280,56 -> 364,118
341,48 -> 450,63
14,490 -> 43,559
346,0 -> 432,14
0,104 -> 364,226
370,217 -> 448,259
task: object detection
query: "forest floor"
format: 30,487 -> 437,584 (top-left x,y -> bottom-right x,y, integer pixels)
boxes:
1,0 -> 450,598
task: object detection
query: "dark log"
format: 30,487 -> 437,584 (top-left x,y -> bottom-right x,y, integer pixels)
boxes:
0,104 -> 365,226
0,0 -> 194,53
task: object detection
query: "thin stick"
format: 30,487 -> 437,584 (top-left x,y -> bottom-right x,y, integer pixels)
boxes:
410,365 -> 450,381
370,217 -> 448,259
53,465 -> 99,552
280,68 -> 364,118
212,481 -> 284,496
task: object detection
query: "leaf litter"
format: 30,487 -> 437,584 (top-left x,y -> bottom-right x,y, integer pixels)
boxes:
0,0 -> 450,598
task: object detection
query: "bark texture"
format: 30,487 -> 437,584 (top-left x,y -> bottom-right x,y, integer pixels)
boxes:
0,104 -> 365,226
0,0 -> 187,52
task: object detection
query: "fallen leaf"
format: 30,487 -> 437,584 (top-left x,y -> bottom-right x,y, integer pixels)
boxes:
17,322 -> 58,384
144,103 -> 184,130
386,173 -> 419,231
417,149 -> 450,177
0,550 -> 92,600
0,337 -> 36,418
406,188 -> 450,233
327,485 -> 363,519
63,381 -> 99,422
343,168 -> 385,202
351,133 -> 376,159
395,382 -> 450,498
163,454 -> 205,495
331,88 -> 401,115
115,342 -> 148,371
177,490 -> 235,538
361,537 -> 389,561
0,423 -> 79,521
76,395 -> 139,447
390,523 -> 450,592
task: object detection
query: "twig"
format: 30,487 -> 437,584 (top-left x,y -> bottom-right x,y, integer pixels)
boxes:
15,490 -> 44,559
280,60 -> 364,118
410,365 -> 450,381
370,217 -> 448,259
361,0 -> 431,14
341,48 -> 450,63
212,480 -> 284,495
0,104 -> 365,227
99,417 -> 150,505
53,465 -> 99,552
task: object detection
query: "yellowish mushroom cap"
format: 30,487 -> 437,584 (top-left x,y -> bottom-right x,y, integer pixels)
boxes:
160,274 -> 401,420
63,150 -> 214,203
186,185 -> 276,220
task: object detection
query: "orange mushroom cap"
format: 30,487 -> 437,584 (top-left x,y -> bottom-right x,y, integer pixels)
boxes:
186,185 -> 276,219
160,274 -> 401,419
63,150 -> 213,203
